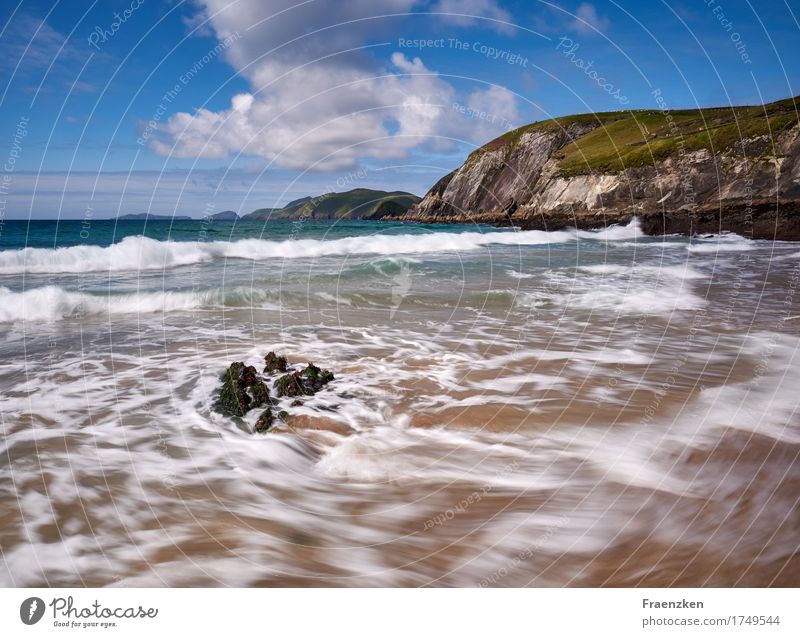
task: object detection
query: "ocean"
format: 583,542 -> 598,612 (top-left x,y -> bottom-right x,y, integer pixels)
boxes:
0,218 -> 798,586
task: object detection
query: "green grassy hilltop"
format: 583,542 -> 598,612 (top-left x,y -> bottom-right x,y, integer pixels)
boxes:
472,96 -> 799,176
244,188 -> 420,221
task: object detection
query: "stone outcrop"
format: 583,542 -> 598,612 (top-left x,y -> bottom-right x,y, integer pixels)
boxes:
275,363 -> 334,398
396,98 -> 800,239
216,362 -> 271,417
263,352 -> 289,375
216,353 -> 336,434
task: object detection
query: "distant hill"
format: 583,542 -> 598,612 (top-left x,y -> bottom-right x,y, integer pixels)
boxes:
206,210 -> 239,221
243,189 -> 421,221
117,213 -> 193,221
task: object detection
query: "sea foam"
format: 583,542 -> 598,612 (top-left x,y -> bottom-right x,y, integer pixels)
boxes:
0,285 -> 281,322
0,220 -> 642,274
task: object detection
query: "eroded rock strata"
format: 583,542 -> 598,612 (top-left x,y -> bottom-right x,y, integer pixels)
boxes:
396,97 -> 800,239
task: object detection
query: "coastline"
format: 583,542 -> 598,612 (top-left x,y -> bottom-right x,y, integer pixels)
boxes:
390,199 -> 800,240
2,219 -> 798,586
392,97 -> 800,241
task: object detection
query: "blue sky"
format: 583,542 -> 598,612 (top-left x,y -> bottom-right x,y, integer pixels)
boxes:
1,0 -> 798,218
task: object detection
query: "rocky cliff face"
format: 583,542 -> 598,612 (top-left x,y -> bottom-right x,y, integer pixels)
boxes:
398,98 -> 800,239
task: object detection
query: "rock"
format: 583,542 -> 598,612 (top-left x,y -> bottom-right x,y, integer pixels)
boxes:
263,351 -> 289,375
274,371 -> 305,398
395,96 -> 800,240
219,356 -> 337,434
250,381 -> 271,408
254,408 -> 291,434
254,407 -> 275,433
275,363 -> 335,397
217,361 -> 271,417
300,363 -> 335,393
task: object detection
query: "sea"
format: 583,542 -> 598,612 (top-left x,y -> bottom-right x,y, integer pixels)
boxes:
0,218 -> 798,586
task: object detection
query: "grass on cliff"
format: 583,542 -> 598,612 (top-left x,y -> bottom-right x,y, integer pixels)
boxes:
245,189 -> 420,220
471,96 -> 799,176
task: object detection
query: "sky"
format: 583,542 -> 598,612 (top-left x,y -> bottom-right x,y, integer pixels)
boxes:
0,0 -> 798,218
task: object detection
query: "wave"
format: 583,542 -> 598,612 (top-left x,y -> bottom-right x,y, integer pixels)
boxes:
579,263 -> 706,280
515,261 -> 707,314
517,285 -> 705,315
686,233 -> 752,253
506,269 -> 535,279
0,285 -> 282,322
0,220 -> 643,274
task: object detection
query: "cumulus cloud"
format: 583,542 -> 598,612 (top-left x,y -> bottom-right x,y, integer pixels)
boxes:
431,0 -> 514,34
151,0 -> 518,170
462,85 -> 520,139
572,3 -> 610,35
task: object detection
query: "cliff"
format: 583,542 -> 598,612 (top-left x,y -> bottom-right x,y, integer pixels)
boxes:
398,96 -> 800,239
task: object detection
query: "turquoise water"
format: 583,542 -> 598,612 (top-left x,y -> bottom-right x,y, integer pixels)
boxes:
1,218 -> 798,586
0,219 -> 500,249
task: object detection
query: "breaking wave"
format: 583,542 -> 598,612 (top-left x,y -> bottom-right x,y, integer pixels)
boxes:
0,285 -> 282,322
0,220 -> 643,274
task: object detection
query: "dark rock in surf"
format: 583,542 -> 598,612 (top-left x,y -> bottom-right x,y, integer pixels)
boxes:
274,363 -> 334,398
254,407 -> 291,434
217,361 -> 272,417
254,407 -> 275,433
274,371 -> 305,398
263,351 -> 289,375
300,363 -> 335,393
218,357 -> 336,434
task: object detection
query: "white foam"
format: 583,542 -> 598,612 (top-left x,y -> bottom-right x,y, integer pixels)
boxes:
506,269 -> 535,279
575,218 -> 643,241
771,251 -> 800,261
687,233 -> 753,253
0,285 -> 282,322
316,291 -> 352,305
579,263 -> 705,281
517,282 -> 705,315
585,283 -> 705,313
0,221 -> 642,274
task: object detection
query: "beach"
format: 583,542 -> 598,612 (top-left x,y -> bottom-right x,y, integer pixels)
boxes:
0,218 -> 798,586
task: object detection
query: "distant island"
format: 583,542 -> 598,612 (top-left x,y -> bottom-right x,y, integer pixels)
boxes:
113,189 -> 420,223
242,188 -> 420,221
116,213 -> 194,221
207,210 -> 239,221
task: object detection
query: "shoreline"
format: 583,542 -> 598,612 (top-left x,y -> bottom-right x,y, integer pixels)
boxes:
389,199 -> 800,241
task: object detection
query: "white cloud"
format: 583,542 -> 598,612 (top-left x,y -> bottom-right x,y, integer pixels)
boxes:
572,3 -> 610,35
0,14 -> 85,69
431,0 -> 514,34
462,85 -> 520,140
0,13 -> 91,96
151,0 -> 518,170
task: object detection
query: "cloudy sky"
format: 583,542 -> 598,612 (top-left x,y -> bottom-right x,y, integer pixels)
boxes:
1,0 -> 798,218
